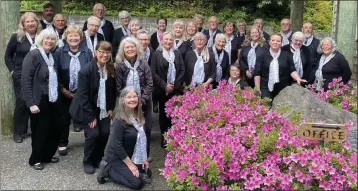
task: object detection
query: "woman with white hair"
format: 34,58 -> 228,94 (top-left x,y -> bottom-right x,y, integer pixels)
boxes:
21,28 -> 61,170
5,12 -> 42,143
203,16 -> 222,48
184,32 -> 216,88
150,32 -> 185,148
128,19 -> 142,38
282,31 -> 312,84
53,14 -> 67,48
113,10 -> 132,56
171,20 -> 190,59
185,20 -> 198,50
84,16 -> 105,57
115,37 -> 153,158
314,37 -> 352,91
212,33 -> 230,88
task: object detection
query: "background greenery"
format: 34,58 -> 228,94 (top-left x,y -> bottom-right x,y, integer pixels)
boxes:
21,0 -> 333,32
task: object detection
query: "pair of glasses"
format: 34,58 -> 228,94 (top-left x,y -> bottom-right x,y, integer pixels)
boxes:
97,50 -> 111,55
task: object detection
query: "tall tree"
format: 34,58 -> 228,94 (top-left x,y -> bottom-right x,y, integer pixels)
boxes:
0,0 -> 20,135
290,0 -> 304,32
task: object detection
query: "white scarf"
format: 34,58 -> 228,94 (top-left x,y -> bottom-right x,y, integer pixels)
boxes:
98,19 -> 106,39
281,31 -> 292,46
55,30 -> 65,48
163,49 -> 176,85
224,35 -> 233,64
43,20 -> 55,31
315,53 -> 336,91
212,46 -> 224,82
304,35 -> 314,47
124,59 -> 141,95
248,41 -> 258,72
191,49 -> 205,86
130,116 -> 147,164
207,29 -> 217,47
38,48 -> 58,102
97,65 -> 108,120
121,26 -> 130,36
291,45 -> 303,78
144,47 -> 151,64
68,51 -> 81,91
85,31 -> 98,57
174,39 -> 183,50
25,32 -> 37,51
268,48 -> 281,92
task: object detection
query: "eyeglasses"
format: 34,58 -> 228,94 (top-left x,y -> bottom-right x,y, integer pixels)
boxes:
97,50 -> 111,56
121,17 -> 130,20
125,95 -> 138,99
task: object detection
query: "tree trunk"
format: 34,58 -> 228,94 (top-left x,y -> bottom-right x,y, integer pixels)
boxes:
290,0 -> 305,32
0,1 -> 20,135
50,0 -> 62,14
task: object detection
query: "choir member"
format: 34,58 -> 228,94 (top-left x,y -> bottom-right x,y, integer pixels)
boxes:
82,3 -> 114,42
53,14 -> 67,48
150,18 -> 167,51
172,20 -> 190,59
254,34 -> 306,100
280,18 -> 293,46
96,87 -> 152,189
240,26 -> 269,88
254,18 -> 270,45
115,37 -> 153,159
150,32 -> 185,148
128,19 -> 142,38
314,37 -> 352,91
21,29 -> 61,170
40,3 -> 55,31
5,12 -> 42,143
302,23 -> 320,70
282,31 -> 312,84
184,32 -> 216,88
227,64 -> 249,90
69,41 -> 116,174
83,16 -> 105,57
203,16 -> 222,47
236,20 -> 246,48
112,10 -> 132,56
212,33 -> 230,88
194,14 -> 205,32
223,21 -> 241,65
185,20 -> 198,50
55,25 -> 93,155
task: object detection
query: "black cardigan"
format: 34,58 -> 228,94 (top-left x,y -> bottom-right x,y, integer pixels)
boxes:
150,50 -> 186,95
254,50 -> 296,89
184,49 -> 217,86
150,31 -> 160,51
5,33 -> 32,74
21,49 -> 60,107
83,19 -> 114,42
227,35 -> 242,64
112,27 -> 129,56
69,60 -> 116,124
239,43 -> 268,73
104,119 -> 139,162
305,37 -> 320,69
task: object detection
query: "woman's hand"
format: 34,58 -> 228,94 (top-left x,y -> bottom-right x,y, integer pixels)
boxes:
62,88 -> 74,99
108,110 -> 114,120
166,84 -> 174,96
128,163 -> 139,177
246,71 -> 252,79
89,119 -> 97,128
142,160 -> 150,171
296,78 -> 308,86
30,105 -> 40,114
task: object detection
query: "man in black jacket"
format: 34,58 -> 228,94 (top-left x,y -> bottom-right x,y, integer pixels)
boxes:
302,23 -> 320,70
40,3 -> 55,31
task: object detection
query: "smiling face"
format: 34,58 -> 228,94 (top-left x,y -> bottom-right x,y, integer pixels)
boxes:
255,20 -> 264,30
87,19 -> 100,36
162,33 -> 174,50
94,4 -> 105,19
250,28 -> 260,42
43,7 -> 55,22
195,19 -> 204,29
23,16 -> 38,34
238,23 -> 246,33
302,23 -> 313,38
137,33 -> 150,50
321,40 -> 333,55
224,23 -> 235,35
123,41 -> 137,60
130,23 -> 141,37
187,22 -> 197,36
208,19 -> 218,31
54,16 -> 66,30
281,20 -> 291,33
96,48 -> 111,65
42,36 -> 56,52
174,24 -> 184,38
215,38 -> 226,51
194,35 -> 206,50
66,32 -> 81,48
293,39 -> 303,49
230,65 -> 240,79
269,35 -> 282,51
157,19 -> 167,32
124,90 -> 139,109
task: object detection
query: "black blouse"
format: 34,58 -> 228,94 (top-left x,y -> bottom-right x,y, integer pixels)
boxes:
254,50 -> 296,89
5,33 -> 33,74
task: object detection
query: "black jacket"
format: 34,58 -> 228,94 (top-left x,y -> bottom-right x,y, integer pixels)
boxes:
263,31 -> 270,45
83,19 -> 114,42
203,29 -> 222,47
227,35 -> 241,64
83,33 -> 105,54
151,50 -> 186,96
305,37 -> 320,69
239,43 -> 268,73
21,49 -> 60,107
5,33 -> 32,74
112,27 -> 130,56
69,60 -> 116,124
150,31 -> 160,51
40,20 -> 55,31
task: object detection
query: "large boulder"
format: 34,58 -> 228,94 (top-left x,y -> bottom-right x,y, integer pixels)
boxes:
272,84 -> 357,149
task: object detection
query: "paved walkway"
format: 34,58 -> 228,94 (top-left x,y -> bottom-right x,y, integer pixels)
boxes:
0,113 -> 170,190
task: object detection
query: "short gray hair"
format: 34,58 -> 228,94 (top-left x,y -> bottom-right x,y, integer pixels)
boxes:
87,16 -> 101,25
115,36 -> 144,63
35,28 -> 58,50
119,10 -> 131,19
128,19 -> 142,32
291,31 -> 306,42
215,33 -> 226,42
317,37 -> 337,54
54,14 -> 67,22
93,3 -> 106,12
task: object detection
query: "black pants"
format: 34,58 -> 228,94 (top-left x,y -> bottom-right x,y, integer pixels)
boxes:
246,77 -> 255,89
29,95 -> 61,166
261,82 -> 289,100
143,98 -> 152,157
79,116 -> 110,166
158,94 -> 173,135
104,160 -> 144,190
13,74 -> 30,137
58,96 -> 80,147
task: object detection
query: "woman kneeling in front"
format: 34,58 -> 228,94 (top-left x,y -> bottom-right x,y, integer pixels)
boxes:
97,86 -> 151,190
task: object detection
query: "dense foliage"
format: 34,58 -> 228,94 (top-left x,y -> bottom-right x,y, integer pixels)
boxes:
164,82 -> 357,190
21,0 -> 333,32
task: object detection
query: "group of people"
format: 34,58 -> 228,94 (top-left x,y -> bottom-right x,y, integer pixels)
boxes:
4,2 -> 352,190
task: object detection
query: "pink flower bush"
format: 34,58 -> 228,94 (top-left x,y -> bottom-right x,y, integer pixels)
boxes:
309,77 -> 357,114
164,81 -> 358,190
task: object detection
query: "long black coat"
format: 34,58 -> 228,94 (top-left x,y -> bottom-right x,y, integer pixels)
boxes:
69,60 -> 116,124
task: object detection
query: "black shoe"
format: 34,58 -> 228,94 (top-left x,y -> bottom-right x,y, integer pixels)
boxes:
58,148 -> 68,156
13,135 -> 23,143
84,164 -> 95,174
33,163 -> 44,170
97,160 -> 108,184
50,157 -> 60,163
160,135 -> 167,148
153,104 -> 158,113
